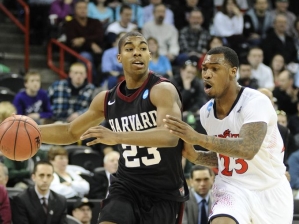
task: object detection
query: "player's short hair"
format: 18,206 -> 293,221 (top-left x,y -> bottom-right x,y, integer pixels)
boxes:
120,3 -> 132,14
48,145 -> 68,161
32,161 -> 54,174
190,165 -> 213,179
207,46 -> 239,68
24,71 -> 41,83
118,31 -> 145,53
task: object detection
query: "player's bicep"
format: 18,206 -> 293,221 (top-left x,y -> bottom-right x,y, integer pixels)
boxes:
239,122 -> 267,157
150,82 -> 182,127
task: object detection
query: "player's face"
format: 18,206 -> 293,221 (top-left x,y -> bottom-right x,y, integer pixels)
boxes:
32,164 -> 54,194
190,170 -> 213,197
72,205 -> 92,223
25,75 -> 41,93
201,53 -> 237,98
117,36 -> 151,77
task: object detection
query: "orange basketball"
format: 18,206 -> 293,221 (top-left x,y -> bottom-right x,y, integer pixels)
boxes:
0,115 -> 41,161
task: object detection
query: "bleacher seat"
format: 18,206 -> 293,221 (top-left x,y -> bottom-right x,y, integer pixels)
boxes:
6,187 -> 23,198
0,87 -> 15,102
294,200 -> 299,221
69,148 -> 103,171
0,73 -> 24,93
64,145 -> 93,158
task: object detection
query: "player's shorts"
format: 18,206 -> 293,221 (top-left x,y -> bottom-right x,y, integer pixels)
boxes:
98,177 -> 181,224
209,175 -> 293,224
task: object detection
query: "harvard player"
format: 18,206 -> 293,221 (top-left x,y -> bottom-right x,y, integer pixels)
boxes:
163,46 -> 293,224
39,31 -> 188,224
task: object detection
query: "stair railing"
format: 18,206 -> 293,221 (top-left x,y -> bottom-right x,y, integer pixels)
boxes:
0,0 -> 30,71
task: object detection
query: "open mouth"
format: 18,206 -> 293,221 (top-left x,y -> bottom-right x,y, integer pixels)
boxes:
204,83 -> 212,93
132,61 -> 144,69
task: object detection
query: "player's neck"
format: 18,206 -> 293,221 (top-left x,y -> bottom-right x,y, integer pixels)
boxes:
124,71 -> 149,89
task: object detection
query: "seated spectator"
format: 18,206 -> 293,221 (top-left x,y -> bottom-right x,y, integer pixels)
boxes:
148,37 -> 173,78
87,0 -> 114,29
270,0 -> 296,37
142,3 -> 179,62
12,161 -> 67,224
105,4 -> 137,46
171,60 -> 207,120
178,9 -> 210,66
270,54 -> 286,86
65,0 -> 104,84
212,0 -> 245,55
48,146 -> 90,199
238,60 -> 259,89
262,14 -> 297,65
0,163 -> 11,224
288,149 -> 299,196
0,163 -> 8,187
288,101 -> 299,136
88,151 -> 119,199
295,18 -> 299,60
0,101 -> 16,123
13,71 -> 53,125
247,47 -> 274,90
71,197 -> 94,224
49,0 -> 74,23
143,0 -> 174,25
115,0 -> 144,30
48,62 -> 95,122
273,70 -> 298,117
243,0 -> 272,47
101,32 -> 126,89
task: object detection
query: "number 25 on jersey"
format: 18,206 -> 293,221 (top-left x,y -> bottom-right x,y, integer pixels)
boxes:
219,154 -> 248,176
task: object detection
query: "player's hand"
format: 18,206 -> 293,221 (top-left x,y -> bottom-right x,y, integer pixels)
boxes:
182,142 -> 197,163
80,125 -> 118,146
163,115 -> 198,145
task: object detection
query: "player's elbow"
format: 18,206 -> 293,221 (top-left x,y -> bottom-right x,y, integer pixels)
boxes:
165,136 -> 179,147
244,150 -> 259,160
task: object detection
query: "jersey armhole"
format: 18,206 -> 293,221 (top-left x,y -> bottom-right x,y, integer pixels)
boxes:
104,91 -> 110,120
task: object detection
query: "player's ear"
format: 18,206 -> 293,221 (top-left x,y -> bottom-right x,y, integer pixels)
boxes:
230,67 -> 237,80
117,54 -> 121,63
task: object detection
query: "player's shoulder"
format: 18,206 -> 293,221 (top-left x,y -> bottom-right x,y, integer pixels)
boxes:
240,87 -> 269,102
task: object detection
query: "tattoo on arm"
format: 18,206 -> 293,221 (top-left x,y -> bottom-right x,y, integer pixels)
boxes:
199,122 -> 267,159
193,151 -> 218,167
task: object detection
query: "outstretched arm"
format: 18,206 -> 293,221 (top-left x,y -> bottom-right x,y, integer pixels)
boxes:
164,115 -> 267,160
81,82 -> 182,147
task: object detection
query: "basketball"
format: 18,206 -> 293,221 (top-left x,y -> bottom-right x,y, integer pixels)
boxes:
0,115 -> 41,161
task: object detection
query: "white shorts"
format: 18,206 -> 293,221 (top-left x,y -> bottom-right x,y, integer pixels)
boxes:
209,175 -> 293,224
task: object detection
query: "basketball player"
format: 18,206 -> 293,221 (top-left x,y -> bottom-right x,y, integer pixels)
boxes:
163,46 -> 293,224
39,31 -> 188,224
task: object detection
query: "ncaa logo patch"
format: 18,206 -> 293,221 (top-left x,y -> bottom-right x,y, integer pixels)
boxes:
143,89 -> 149,99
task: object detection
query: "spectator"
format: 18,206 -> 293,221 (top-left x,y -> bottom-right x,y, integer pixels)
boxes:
288,101 -> 299,136
237,60 -> 259,89
48,146 -> 90,199
142,3 -> 179,62
115,0 -> 144,29
87,0 -> 114,29
243,0 -> 273,47
288,149 -> 299,196
65,0 -> 104,84
247,47 -> 275,90
294,18 -> 299,61
0,163 -> 11,224
0,101 -> 16,123
214,0 -> 249,11
148,36 -> 173,78
12,161 -> 67,224
182,165 -> 214,224
172,60 -> 207,120
71,197 -> 94,224
101,32 -> 126,90
270,0 -> 296,37
0,163 -> 8,186
270,54 -> 285,86
178,9 -> 210,66
48,62 -> 95,122
273,70 -> 298,117
49,0 -> 74,23
88,151 -> 120,199
262,13 -> 297,65
143,0 -> 174,25
13,71 -> 53,125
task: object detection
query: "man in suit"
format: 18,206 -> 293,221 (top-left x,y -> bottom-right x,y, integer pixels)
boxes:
183,165 -> 214,224
12,161 -> 67,224
88,151 -> 120,199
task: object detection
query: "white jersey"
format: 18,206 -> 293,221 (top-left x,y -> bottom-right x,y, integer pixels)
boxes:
200,87 -> 286,191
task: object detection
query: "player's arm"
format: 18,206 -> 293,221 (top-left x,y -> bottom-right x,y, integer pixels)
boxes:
164,116 -> 267,160
183,142 -> 218,167
81,82 -> 182,147
39,91 -> 106,145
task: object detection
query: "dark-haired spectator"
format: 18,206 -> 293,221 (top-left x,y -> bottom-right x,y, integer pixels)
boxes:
106,4 -> 137,45
288,101 -> 299,136
262,14 -> 297,65
270,54 -> 285,86
143,0 -> 174,25
178,9 -> 210,66
238,60 -> 259,89
273,70 -> 298,117
247,47 -> 274,90
12,161 -> 67,224
142,3 -> 179,62
48,62 -> 95,122
270,0 -> 296,37
148,37 -> 173,78
65,0 -> 104,84
87,0 -> 114,29
243,0 -> 273,47
294,18 -> 299,62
